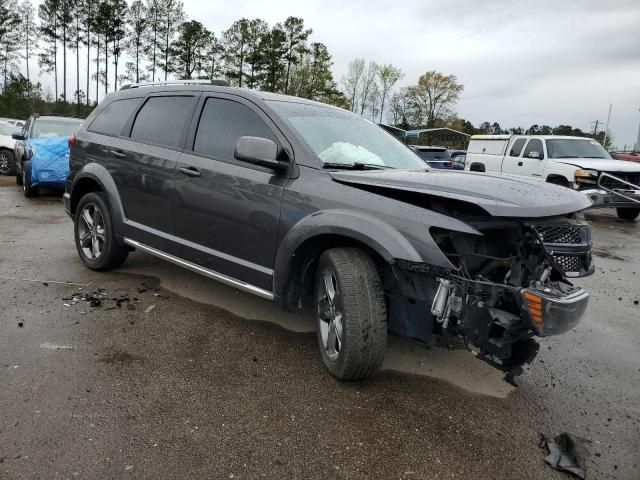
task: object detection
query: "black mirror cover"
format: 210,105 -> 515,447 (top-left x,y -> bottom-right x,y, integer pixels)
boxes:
234,136 -> 284,170
12,133 -> 25,140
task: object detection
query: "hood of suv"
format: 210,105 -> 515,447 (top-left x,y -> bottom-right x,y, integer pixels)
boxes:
329,169 -> 592,217
554,158 -> 640,172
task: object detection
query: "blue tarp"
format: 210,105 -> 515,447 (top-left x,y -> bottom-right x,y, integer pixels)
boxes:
28,137 -> 69,188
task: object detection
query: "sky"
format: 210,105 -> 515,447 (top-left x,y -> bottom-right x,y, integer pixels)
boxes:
28,0 -> 640,149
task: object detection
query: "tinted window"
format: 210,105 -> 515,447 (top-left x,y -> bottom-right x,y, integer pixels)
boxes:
130,96 -> 196,148
194,98 -> 276,160
509,138 -> 526,157
89,99 -> 140,136
523,139 -> 544,159
416,150 -> 451,161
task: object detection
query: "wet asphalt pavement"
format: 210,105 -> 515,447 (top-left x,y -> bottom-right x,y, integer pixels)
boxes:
1,176 -> 638,480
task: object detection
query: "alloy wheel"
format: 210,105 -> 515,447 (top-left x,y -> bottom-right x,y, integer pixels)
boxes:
0,152 -> 10,174
317,268 -> 343,362
77,203 -> 106,260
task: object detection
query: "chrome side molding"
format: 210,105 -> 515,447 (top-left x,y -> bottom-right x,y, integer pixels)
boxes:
123,238 -> 274,301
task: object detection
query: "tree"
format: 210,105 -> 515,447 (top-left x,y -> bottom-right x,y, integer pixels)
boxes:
282,16 -> 311,94
71,0 -> 84,107
260,25 -> 286,92
376,64 -> 403,123
407,71 -> 464,127
19,0 -> 37,84
222,18 -> 249,87
157,0 -> 184,81
244,18 -> 268,89
125,0 -> 148,83
143,0 -> 161,81
202,31 -> 224,80
341,58 -> 364,112
57,0 -> 74,101
38,0 -> 58,100
109,0 -> 128,91
389,90 -> 409,127
169,20 -> 209,79
358,61 -> 377,116
0,0 -> 21,89
81,0 -> 98,104
92,1 -> 113,97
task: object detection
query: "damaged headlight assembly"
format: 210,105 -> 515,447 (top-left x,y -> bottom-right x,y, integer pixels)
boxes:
402,222 -> 593,373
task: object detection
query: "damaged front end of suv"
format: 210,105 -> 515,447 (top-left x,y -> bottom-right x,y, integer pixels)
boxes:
390,216 -> 593,376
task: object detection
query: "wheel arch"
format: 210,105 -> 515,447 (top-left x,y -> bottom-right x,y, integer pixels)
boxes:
546,174 -> 570,187
69,163 -> 126,238
468,162 -> 485,172
273,210 -> 422,310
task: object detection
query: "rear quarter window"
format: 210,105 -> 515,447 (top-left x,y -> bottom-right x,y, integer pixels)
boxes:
88,99 -> 140,136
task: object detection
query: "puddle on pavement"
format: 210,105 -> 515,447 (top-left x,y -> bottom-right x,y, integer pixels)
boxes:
120,254 -> 515,398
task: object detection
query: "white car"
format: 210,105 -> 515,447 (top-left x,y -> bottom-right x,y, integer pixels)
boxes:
0,117 -> 24,128
0,121 -> 18,176
465,135 -> 640,220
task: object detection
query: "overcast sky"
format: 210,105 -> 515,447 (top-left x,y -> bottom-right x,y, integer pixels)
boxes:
29,0 -> 640,148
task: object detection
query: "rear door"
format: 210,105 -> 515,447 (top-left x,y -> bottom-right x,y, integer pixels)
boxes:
500,137 -> 527,175
172,94 -> 289,290
105,93 -> 199,246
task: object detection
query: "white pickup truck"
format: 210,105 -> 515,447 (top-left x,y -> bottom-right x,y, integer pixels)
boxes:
464,135 -> 640,220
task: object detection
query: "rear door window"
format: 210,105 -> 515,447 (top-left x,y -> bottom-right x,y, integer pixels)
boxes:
88,99 -> 140,136
193,97 -> 276,161
509,138 -> 526,157
130,96 -> 197,148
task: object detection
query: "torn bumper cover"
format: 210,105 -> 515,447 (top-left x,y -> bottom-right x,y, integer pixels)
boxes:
391,221 -> 592,372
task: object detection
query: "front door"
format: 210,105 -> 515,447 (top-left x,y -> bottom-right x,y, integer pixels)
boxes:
173,95 -> 288,290
502,138 -> 546,178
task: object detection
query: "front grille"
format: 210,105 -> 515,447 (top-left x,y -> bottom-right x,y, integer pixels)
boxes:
600,172 -> 640,190
534,225 -> 583,244
532,224 -> 593,277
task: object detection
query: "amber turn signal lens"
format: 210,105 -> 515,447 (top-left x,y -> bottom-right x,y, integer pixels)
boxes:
524,291 -> 543,330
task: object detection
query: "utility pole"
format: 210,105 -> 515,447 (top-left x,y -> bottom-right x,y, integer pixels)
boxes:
591,120 -> 602,136
603,103 -> 612,148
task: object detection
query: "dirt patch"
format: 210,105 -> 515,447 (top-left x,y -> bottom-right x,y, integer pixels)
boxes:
98,347 -> 144,364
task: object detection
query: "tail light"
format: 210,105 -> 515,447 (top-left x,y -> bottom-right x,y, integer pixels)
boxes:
68,134 -> 77,148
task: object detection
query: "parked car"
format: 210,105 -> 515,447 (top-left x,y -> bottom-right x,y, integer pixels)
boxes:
410,145 -> 454,169
0,117 -> 25,128
465,135 -> 640,220
66,82 -> 594,381
610,151 -> 640,162
0,122 -> 18,175
13,115 -> 83,196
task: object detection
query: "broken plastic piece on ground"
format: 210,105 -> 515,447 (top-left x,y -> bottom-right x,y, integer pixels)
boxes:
539,432 -> 590,479
144,305 -> 156,313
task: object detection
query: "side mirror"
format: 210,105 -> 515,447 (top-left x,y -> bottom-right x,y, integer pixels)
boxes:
528,151 -> 542,159
234,136 -> 286,171
12,133 -> 25,140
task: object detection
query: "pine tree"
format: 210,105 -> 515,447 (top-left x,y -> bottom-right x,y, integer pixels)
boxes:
109,0 -> 128,91
221,18 -> 249,87
169,20 -> 209,79
0,0 -> 21,90
282,17 -> 311,94
203,32 -> 224,80
19,0 -> 37,84
38,0 -> 59,100
57,0 -> 74,101
157,0 -> 184,81
143,0 -> 161,81
244,18 -> 268,89
126,0 -> 147,83
81,0 -> 98,104
261,25 -> 286,92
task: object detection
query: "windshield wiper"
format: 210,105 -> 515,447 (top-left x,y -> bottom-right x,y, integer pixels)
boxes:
322,162 -> 393,170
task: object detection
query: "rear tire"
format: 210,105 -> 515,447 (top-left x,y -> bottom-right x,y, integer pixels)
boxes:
74,192 -> 129,270
22,161 -> 38,197
314,248 -> 387,380
617,208 -> 640,221
0,150 -> 14,175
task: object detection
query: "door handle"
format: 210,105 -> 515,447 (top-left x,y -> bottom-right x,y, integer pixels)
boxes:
179,166 -> 201,177
518,161 -> 523,166
110,150 -> 126,159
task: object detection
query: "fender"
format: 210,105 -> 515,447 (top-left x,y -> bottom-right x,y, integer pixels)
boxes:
272,208 -> 455,307
70,163 -> 126,240
544,161 -> 578,184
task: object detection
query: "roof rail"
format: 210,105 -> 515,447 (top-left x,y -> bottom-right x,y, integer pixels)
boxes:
120,79 -> 229,90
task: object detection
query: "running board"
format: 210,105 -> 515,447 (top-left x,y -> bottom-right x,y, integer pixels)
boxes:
123,238 -> 274,300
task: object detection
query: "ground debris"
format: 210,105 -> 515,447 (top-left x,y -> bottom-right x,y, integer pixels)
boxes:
539,432 -> 590,479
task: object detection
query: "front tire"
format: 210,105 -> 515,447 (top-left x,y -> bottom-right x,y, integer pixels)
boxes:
74,192 -> 129,270
314,248 -> 387,380
22,161 -> 38,197
0,150 -> 14,175
617,207 -> 640,221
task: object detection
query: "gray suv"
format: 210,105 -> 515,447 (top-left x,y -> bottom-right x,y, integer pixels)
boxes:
65,81 -> 594,381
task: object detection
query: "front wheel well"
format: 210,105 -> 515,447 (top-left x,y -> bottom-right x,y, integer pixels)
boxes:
280,234 -> 390,311
70,177 -> 104,215
469,162 -> 485,172
546,174 -> 570,187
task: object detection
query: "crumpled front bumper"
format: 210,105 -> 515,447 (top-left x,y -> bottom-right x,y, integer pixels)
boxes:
580,172 -> 640,208
519,287 -> 589,336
